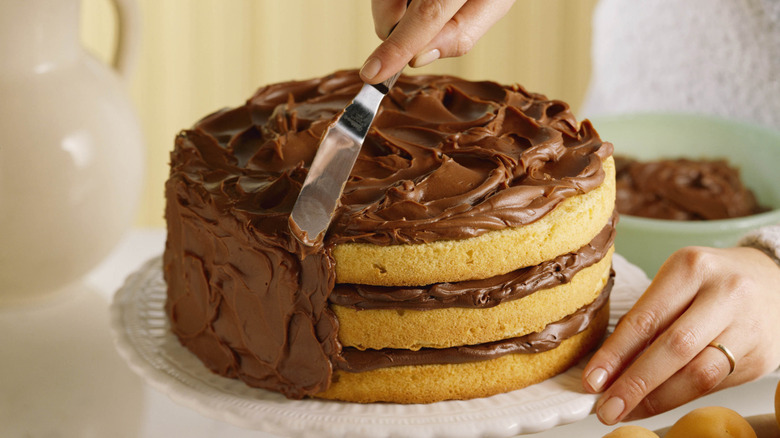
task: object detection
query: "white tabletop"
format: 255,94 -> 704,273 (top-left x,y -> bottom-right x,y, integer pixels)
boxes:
1,229 -> 777,437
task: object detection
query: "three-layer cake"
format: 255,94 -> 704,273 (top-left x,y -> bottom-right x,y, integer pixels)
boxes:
164,70 -> 616,403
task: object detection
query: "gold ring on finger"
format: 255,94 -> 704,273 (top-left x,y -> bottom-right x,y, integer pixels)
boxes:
708,341 -> 736,376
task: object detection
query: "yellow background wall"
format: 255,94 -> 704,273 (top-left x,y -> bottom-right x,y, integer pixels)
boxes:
80,0 -> 598,227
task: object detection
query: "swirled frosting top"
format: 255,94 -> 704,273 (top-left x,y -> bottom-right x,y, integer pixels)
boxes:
189,70 -> 612,245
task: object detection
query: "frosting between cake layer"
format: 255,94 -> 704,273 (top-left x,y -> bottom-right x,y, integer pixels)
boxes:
337,273 -> 613,372
330,213 -> 616,310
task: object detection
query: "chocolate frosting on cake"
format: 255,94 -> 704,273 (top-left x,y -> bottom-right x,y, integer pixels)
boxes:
164,70 -> 613,399
191,70 -> 611,245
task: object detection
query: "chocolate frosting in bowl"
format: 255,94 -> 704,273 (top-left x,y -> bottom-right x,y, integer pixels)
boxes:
615,156 -> 767,220
164,70 -> 614,399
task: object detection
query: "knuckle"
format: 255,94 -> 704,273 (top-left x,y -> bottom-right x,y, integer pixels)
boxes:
621,374 -> 652,400
669,246 -> 711,271
446,17 -> 476,56
587,349 -> 622,381
382,37 -> 416,60
689,361 -> 722,393
598,350 -> 623,371
452,30 -> 476,56
720,273 -> 755,302
415,0 -> 447,21
746,316 -> 764,339
666,327 -> 701,359
621,309 -> 661,341
738,353 -> 768,380
636,394 -> 662,418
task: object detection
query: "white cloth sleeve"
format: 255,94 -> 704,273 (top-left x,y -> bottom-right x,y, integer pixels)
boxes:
738,225 -> 780,268
739,225 -> 780,377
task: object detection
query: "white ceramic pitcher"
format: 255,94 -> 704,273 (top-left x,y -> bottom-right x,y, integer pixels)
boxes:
0,0 -> 144,305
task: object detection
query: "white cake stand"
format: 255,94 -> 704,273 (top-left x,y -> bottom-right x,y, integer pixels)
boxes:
110,253 -> 649,438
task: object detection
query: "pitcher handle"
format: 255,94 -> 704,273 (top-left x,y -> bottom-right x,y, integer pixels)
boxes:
109,0 -> 141,83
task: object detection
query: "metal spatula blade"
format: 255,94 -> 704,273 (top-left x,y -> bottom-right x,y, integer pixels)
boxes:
289,72 -> 402,246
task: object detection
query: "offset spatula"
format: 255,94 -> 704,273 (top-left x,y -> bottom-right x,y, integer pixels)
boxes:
288,72 -> 403,246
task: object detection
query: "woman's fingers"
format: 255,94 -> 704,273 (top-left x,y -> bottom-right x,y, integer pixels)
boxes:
362,0 -> 516,83
583,247 -> 707,394
362,0 -> 468,83
371,0 -> 409,39
587,246 -> 780,425
594,284 -> 736,425
410,0 -> 515,66
623,336 -> 742,421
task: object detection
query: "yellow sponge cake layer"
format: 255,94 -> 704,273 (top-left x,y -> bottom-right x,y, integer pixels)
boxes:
333,246 -> 613,350
333,156 -> 616,286
316,302 -> 610,404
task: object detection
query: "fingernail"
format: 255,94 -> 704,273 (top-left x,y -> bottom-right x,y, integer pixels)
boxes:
585,368 -> 608,392
597,396 -> 625,425
360,57 -> 382,81
410,49 -> 440,68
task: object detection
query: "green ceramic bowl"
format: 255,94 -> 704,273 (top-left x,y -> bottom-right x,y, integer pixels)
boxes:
589,112 -> 780,277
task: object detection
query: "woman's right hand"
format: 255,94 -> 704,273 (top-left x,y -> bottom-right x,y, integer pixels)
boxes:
360,0 -> 516,84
